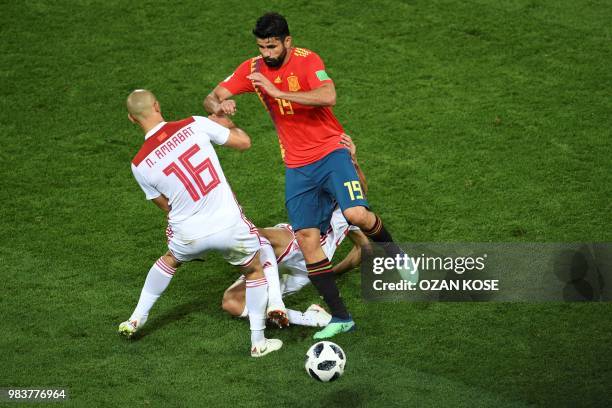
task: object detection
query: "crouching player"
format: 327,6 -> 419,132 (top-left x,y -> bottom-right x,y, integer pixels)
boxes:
222,208 -> 369,327
119,90 -> 281,357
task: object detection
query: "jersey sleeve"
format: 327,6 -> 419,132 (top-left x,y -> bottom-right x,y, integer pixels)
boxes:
131,164 -> 160,200
193,116 -> 230,145
219,59 -> 255,95
304,52 -> 334,89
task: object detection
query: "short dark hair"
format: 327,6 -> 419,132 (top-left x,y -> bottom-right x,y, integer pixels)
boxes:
252,12 -> 290,40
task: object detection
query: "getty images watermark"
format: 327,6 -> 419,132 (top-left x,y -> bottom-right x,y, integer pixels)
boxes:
371,252 -> 498,292
361,243 -> 612,301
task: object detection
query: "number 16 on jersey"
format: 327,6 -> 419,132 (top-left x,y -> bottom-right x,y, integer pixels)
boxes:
163,144 -> 220,202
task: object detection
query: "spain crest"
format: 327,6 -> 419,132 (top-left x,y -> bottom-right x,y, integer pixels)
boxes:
287,75 -> 301,92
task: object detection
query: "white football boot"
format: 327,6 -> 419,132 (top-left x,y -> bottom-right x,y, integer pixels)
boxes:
304,304 -> 332,327
250,338 -> 283,358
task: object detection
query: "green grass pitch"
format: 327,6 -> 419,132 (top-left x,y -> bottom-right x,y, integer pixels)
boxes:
1,0 -> 611,406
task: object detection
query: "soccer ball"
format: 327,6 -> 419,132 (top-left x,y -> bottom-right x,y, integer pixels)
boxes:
304,341 -> 346,382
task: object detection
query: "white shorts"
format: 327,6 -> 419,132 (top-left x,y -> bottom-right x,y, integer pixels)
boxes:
275,208 -> 358,270
168,220 -> 260,266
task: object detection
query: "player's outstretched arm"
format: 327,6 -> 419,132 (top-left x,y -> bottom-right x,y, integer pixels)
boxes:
332,230 -> 369,275
204,85 -> 237,116
332,246 -> 360,276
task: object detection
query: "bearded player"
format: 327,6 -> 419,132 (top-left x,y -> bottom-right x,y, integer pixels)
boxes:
204,13 -> 413,339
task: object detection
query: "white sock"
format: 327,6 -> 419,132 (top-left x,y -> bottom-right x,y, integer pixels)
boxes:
245,277 -> 268,345
287,309 -> 317,327
259,238 -> 284,309
130,258 -> 175,325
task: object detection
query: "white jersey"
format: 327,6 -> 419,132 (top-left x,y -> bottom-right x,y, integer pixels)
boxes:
131,116 -> 241,241
276,208 -> 359,276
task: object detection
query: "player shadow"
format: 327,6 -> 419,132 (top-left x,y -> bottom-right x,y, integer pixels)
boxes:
269,323 -> 315,342
130,297 -> 216,340
131,299 -> 324,342
129,270 -> 358,341
320,387 -> 367,407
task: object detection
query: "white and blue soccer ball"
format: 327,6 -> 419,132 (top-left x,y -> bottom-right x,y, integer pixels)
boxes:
304,341 -> 346,382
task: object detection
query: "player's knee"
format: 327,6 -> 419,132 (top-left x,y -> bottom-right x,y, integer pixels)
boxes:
241,257 -> 264,280
162,251 -> 181,269
242,269 -> 264,282
295,229 -> 320,252
343,206 -> 370,229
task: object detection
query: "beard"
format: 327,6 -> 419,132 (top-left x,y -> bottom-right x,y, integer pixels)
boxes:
263,48 -> 287,68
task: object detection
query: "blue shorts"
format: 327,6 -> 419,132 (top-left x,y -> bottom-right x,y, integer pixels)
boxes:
285,148 -> 369,232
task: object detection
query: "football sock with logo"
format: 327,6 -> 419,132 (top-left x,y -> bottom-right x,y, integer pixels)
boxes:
259,239 -> 284,309
131,257 -> 175,324
245,277 -> 268,345
307,259 -> 350,320
363,214 -> 404,257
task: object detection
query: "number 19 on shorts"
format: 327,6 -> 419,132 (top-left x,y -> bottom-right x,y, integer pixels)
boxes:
343,181 -> 364,201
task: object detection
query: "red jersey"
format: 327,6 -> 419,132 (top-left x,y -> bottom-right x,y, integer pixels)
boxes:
219,48 -> 344,168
